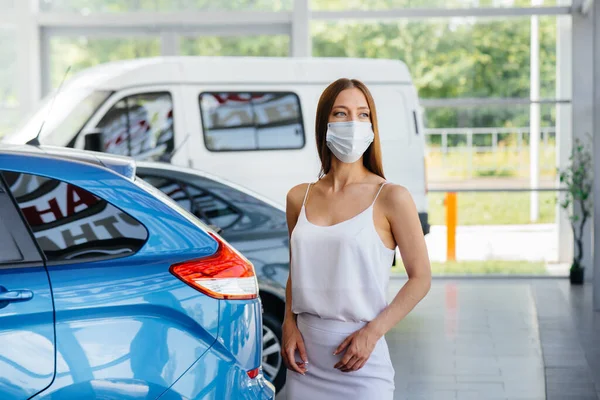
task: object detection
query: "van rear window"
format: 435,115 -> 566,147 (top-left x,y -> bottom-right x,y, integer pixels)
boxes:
199,92 -> 305,152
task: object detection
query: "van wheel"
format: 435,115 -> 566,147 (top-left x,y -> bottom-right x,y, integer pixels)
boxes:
262,312 -> 285,392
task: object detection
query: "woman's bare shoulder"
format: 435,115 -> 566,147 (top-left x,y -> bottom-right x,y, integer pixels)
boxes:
379,183 -> 414,209
286,183 -> 312,211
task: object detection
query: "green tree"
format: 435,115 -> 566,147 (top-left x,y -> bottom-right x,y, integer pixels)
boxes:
50,37 -> 161,88
312,13 -> 557,129
181,35 -> 289,57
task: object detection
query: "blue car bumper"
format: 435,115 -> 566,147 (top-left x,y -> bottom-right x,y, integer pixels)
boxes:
159,341 -> 275,400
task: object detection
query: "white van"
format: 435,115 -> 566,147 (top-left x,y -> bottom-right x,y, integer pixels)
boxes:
4,56 -> 430,234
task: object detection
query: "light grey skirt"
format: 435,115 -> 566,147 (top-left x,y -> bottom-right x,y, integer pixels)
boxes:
285,313 -> 395,400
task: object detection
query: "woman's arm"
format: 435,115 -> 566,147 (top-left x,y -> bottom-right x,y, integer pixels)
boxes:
366,184 -> 432,338
283,183 -> 306,325
281,183 -> 310,375
334,184 -> 431,372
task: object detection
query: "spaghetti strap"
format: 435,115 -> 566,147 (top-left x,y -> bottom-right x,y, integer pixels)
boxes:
372,181 -> 388,205
302,183 -> 313,207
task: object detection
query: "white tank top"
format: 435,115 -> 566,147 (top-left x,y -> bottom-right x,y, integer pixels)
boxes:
290,181 -> 395,322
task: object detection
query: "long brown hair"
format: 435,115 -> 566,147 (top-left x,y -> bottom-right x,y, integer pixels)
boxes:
315,78 -> 385,179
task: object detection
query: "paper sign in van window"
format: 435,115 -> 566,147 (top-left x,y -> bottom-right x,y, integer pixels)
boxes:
199,92 -> 305,152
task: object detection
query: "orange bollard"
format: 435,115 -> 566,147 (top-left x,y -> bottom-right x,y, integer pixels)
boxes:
445,192 -> 457,262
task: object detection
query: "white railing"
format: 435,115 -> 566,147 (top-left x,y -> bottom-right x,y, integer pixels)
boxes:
423,126 -> 557,177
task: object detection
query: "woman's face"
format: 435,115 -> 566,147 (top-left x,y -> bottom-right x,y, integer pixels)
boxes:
328,88 -> 371,124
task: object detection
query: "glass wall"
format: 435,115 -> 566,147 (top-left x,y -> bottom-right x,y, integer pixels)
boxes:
423,104 -> 557,181
181,35 -> 290,57
39,0 -> 292,12
0,27 -> 18,136
0,1 -> 574,275
48,36 -> 161,89
311,0 -> 569,10
312,17 -> 557,104
312,15 -> 564,274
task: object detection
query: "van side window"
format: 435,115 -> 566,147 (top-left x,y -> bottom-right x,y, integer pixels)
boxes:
96,92 -> 175,161
2,171 -> 148,263
199,92 -> 305,151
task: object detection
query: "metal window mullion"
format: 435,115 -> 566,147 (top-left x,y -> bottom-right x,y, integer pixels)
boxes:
36,11 -> 293,28
125,97 -> 132,157
291,0 -> 310,57
45,26 -> 165,37
467,131 -> 474,179
421,98 -> 571,108
160,31 -> 179,56
311,6 -> 572,20
423,126 -> 556,134
175,24 -> 289,37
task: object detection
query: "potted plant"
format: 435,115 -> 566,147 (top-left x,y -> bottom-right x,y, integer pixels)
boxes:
557,135 -> 593,285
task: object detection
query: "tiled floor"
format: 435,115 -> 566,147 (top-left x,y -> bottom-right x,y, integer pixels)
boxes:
276,278 -> 600,400
532,280 -> 600,400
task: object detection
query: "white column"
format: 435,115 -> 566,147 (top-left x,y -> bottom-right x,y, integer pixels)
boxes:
16,0 -> 42,118
530,3 -> 541,222
160,31 -> 179,56
291,0 -> 311,57
556,2 -> 573,264
592,0 -> 600,310
572,0 -> 595,283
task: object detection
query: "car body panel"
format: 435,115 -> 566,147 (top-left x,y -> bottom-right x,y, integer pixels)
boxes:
0,267 -> 55,400
135,163 -> 289,392
136,164 -> 290,293
0,175 -> 56,400
217,300 -> 262,372
34,257 -> 220,399
162,341 -> 275,400
0,146 -> 272,399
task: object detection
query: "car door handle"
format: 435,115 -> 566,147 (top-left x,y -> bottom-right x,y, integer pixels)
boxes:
0,290 -> 34,303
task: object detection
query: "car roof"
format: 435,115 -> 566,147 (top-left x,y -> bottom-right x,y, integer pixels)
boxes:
136,161 -> 285,211
0,144 -> 136,180
58,56 -> 413,91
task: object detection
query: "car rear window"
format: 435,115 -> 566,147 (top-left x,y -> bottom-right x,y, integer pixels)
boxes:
2,171 -> 148,263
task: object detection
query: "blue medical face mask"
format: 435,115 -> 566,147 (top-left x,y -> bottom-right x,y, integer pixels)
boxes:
325,121 -> 375,163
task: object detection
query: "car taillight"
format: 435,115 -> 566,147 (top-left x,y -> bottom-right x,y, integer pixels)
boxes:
247,368 -> 260,379
170,232 -> 258,300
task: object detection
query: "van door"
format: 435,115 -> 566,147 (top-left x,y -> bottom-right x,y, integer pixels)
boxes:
76,86 -> 186,165
0,174 -> 55,400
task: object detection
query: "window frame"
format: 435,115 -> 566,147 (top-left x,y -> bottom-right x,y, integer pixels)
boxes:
1,171 -> 149,266
95,91 -> 175,159
0,173 -> 45,269
199,91 -> 306,152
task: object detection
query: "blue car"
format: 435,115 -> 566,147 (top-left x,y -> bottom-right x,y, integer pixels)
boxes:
135,162 -> 289,393
0,144 -> 275,400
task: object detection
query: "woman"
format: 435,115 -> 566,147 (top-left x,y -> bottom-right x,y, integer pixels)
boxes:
282,78 -> 432,399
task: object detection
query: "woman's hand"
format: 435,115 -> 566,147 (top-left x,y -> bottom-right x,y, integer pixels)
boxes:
281,319 -> 308,375
333,325 -> 381,372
